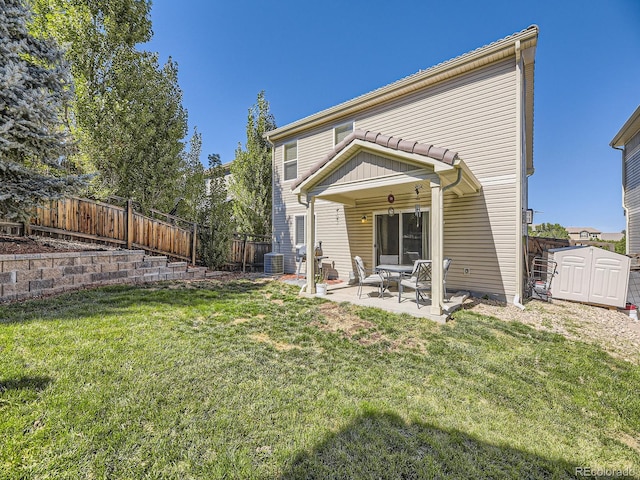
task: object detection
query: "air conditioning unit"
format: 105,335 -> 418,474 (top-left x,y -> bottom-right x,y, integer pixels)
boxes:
264,253 -> 284,275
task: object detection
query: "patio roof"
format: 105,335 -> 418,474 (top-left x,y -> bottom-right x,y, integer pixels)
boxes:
291,129 -> 481,202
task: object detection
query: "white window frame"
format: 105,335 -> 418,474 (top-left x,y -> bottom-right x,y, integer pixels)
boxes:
294,214 -> 317,247
334,122 -> 354,145
294,215 -> 305,246
283,140 -> 298,181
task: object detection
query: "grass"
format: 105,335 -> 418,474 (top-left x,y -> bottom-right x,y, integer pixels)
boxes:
1,279 -> 639,479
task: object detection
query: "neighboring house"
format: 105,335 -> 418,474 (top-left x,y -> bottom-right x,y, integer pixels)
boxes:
601,232 -> 624,242
266,26 -> 538,316
566,227 -> 602,241
611,105 -> 640,255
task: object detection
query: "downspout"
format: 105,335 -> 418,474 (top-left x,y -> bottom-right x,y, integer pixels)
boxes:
442,166 -> 463,193
613,144 -> 628,254
514,39 -> 526,308
296,194 -> 310,293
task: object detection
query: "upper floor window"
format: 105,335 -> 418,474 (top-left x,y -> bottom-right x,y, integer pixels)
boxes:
580,231 -> 589,239
284,141 -> 298,181
334,122 -> 353,145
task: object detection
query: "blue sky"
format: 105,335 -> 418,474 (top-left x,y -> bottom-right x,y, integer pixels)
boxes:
145,0 -> 640,233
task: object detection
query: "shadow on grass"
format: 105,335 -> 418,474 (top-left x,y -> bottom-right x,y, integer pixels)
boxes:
0,279 -> 285,324
0,376 -> 51,393
281,410 -> 592,480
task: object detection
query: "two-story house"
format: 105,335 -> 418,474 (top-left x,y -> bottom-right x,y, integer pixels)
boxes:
266,26 -> 538,317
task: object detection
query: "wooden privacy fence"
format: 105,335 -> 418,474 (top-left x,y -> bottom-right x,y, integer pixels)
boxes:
228,233 -> 272,272
31,197 -> 197,263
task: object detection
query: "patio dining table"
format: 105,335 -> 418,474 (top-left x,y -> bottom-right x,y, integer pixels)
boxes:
375,264 -> 415,295
375,264 -> 415,275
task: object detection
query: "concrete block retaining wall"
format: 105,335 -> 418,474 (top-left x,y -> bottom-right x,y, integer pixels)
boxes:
0,250 -> 208,302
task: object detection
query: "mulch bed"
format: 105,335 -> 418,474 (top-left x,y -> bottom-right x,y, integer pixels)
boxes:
0,235 -> 112,255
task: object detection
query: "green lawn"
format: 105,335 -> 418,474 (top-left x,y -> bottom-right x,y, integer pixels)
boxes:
1,279 -> 638,479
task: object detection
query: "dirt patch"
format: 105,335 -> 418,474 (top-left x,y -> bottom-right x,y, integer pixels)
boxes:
232,318 -> 252,325
312,303 -> 426,351
312,303 -> 374,337
462,297 -> 640,364
248,333 -> 301,351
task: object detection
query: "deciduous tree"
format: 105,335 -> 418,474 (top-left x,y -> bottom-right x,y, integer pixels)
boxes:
198,154 -> 234,269
29,0 -> 189,213
229,91 -> 276,236
528,223 -> 569,239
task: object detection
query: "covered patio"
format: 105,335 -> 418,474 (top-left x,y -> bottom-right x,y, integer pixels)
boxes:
291,129 -> 481,322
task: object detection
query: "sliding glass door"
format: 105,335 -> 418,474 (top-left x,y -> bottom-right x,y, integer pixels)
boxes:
374,210 -> 429,265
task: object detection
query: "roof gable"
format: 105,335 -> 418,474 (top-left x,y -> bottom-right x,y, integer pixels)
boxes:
291,129 -> 459,192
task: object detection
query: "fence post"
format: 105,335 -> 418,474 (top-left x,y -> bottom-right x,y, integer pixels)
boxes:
126,199 -> 134,250
191,222 -> 197,266
242,234 -> 248,273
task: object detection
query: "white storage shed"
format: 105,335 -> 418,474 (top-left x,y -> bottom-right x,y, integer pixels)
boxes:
550,246 -> 630,308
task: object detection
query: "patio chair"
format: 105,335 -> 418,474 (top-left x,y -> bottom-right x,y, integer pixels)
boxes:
379,254 -> 399,265
399,260 -> 432,307
406,251 -> 421,263
399,258 -> 452,308
354,256 -> 389,299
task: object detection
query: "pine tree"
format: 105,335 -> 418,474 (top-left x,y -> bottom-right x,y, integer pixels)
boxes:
0,0 -> 85,221
229,91 -> 276,236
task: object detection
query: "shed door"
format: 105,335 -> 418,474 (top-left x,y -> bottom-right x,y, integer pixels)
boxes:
589,249 -> 630,307
554,253 -> 590,303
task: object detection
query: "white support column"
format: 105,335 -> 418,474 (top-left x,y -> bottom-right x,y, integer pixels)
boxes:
306,197 -> 316,294
430,180 -> 443,315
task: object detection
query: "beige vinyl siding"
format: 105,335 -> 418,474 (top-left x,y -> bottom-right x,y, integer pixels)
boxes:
319,151 -> 416,187
355,59 -> 519,298
625,133 -> 640,254
273,126 -> 338,273
274,57 -> 522,299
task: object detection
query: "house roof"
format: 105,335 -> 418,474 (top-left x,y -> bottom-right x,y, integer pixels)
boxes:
566,227 -> 602,234
601,232 -> 624,242
291,129 -> 459,191
611,105 -> 640,148
265,25 -> 538,143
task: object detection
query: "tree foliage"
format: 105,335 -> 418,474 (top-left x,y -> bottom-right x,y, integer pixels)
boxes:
615,235 -> 626,255
229,91 -> 276,236
175,128 -> 207,222
198,154 -> 234,269
28,0 -> 188,213
0,0 -> 86,221
528,223 -> 569,239
88,50 -> 188,212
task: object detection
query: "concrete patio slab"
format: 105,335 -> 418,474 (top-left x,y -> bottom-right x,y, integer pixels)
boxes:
283,278 -> 468,323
